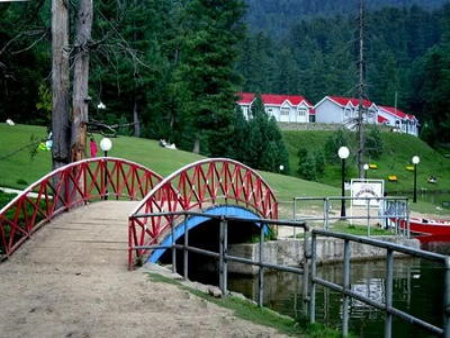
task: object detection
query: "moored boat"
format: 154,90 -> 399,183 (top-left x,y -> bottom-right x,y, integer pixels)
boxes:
398,217 -> 450,238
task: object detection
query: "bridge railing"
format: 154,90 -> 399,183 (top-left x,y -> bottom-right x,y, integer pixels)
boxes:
292,196 -> 410,237
129,210 -> 308,307
310,229 -> 450,337
133,209 -> 450,337
128,158 -> 278,267
0,157 -> 162,258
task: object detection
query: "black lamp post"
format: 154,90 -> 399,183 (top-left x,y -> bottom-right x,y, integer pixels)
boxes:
412,155 -> 420,203
338,146 -> 350,218
100,138 -> 112,200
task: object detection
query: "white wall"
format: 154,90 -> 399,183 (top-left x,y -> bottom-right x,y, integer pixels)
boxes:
315,99 -> 343,123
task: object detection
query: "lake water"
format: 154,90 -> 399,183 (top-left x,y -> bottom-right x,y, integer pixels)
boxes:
227,242 -> 450,337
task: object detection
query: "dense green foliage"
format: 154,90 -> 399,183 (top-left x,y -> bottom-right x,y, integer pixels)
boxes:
244,0 -> 447,37
237,4 -> 450,143
237,95 -> 290,173
2,1 -> 450,160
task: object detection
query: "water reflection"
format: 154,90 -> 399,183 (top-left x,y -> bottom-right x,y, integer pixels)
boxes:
228,258 -> 445,337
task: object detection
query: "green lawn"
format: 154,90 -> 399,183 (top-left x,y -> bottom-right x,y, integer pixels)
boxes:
0,123 -> 447,215
282,129 -> 450,193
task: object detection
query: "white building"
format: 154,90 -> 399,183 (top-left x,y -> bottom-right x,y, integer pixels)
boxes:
314,96 -> 378,128
237,92 -> 315,123
378,105 -> 419,136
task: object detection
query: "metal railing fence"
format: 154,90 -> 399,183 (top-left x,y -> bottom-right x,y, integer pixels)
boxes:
310,229 -> 450,337
130,210 -> 309,307
131,210 -> 450,337
293,196 -> 410,237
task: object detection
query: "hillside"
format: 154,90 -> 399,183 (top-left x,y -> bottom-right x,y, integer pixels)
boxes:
244,0 -> 448,36
0,124 -> 337,203
282,129 -> 450,193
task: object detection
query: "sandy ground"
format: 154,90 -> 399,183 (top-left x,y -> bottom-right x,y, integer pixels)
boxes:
0,201 -> 285,338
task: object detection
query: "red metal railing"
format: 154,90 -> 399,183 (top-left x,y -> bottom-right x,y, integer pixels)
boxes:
0,157 -> 162,259
128,158 -> 278,268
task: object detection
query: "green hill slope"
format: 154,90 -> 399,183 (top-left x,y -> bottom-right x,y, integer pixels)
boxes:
282,130 -> 450,193
0,124 -> 337,203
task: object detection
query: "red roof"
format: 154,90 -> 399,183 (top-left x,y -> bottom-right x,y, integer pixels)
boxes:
378,115 -> 388,124
379,105 -> 414,120
237,92 -> 312,107
328,96 -> 374,108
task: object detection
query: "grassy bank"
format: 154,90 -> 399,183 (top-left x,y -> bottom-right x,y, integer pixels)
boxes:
0,123 -> 338,200
148,272 -> 343,337
0,123 -> 447,215
282,130 -> 450,193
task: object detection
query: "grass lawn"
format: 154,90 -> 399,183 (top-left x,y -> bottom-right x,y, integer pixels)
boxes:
282,130 -> 450,193
0,123 -> 447,215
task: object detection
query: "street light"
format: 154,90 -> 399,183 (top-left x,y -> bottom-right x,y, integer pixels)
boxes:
100,137 -> 112,157
412,155 -> 420,203
279,164 -> 284,173
363,163 -> 369,179
100,138 -> 112,200
338,146 -> 350,218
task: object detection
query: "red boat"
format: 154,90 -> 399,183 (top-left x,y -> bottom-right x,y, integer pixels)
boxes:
398,218 -> 450,240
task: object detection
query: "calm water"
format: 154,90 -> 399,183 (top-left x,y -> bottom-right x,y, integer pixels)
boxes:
227,243 -> 450,337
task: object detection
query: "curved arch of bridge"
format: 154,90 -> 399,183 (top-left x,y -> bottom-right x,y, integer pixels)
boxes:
148,205 -> 268,263
0,157 -> 163,258
128,158 -> 278,268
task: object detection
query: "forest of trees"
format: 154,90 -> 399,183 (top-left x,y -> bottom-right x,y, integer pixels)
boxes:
1,0 -> 450,170
243,0 -> 448,37
237,4 -> 450,144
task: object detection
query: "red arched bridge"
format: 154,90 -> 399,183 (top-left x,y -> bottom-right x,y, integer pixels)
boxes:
0,157 -> 278,268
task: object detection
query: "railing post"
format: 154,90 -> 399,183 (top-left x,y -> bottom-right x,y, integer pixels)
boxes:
219,217 -> 228,295
367,199 -> 370,236
302,229 -> 310,317
258,222 -> 265,307
406,199 -> 411,238
324,198 -> 329,230
385,249 -> 394,338
309,232 -> 317,324
183,214 -> 189,280
293,197 -> 297,237
444,257 -> 450,338
171,217 -> 176,274
342,239 -> 351,337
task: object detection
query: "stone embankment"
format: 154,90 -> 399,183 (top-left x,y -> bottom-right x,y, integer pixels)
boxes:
229,236 -> 420,275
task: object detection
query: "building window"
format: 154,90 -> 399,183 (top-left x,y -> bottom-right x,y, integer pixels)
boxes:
281,108 -> 290,116
298,109 -> 306,117
309,115 -> 315,123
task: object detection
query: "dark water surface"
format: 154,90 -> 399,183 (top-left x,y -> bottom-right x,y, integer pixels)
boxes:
227,243 -> 450,337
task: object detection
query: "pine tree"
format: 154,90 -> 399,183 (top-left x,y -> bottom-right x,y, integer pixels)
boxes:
174,0 -> 246,156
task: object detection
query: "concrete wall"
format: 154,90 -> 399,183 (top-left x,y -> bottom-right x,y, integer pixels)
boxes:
228,236 -> 420,275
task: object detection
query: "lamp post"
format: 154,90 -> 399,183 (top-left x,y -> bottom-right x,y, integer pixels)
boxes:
279,164 -> 284,173
338,146 -> 350,218
412,155 -> 420,203
363,163 -> 369,179
100,138 -> 112,200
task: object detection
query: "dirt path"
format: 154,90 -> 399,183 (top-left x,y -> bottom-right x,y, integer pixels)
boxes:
0,201 -> 285,337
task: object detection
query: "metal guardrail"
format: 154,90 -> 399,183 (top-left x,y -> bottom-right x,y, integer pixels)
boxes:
310,229 -> 450,337
293,196 -> 410,237
132,210 -> 450,337
131,211 -> 309,307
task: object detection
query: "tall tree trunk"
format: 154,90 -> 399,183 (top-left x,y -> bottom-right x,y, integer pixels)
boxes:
133,98 -> 141,137
51,0 -> 71,169
71,0 -> 93,162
